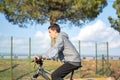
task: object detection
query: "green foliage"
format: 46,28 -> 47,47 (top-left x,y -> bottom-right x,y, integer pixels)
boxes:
108,0 -> 120,33
0,0 -> 107,27
108,16 -> 120,33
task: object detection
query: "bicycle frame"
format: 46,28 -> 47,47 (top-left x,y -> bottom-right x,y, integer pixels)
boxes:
31,59 -> 51,80
31,59 -> 75,80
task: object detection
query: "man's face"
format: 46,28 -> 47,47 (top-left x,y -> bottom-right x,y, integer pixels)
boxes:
48,28 -> 58,39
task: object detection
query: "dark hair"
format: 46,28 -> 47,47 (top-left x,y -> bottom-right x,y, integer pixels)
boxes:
48,23 -> 60,33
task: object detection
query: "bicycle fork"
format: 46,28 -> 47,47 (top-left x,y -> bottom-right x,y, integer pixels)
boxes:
31,67 -> 50,80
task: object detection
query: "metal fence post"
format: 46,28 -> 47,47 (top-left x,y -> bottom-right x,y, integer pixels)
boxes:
29,37 -> 31,60
29,37 -> 32,77
106,42 -> 109,64
10,36 -> 13,80
95,43 -> 98,74
102,54 -> 105,75
79,40 -> 81,60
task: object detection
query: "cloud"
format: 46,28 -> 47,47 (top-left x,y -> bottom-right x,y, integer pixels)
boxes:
0,32 -> 3,37
34,31 -> 50,48
35,31 -> 44,38
0,31 -> 51,54
13,38 -> 26,45
71,20 -> 120,49
26,31 -> 51,54
13,38 -> 29,52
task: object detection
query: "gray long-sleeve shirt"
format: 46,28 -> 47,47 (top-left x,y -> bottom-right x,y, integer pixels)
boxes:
42,32 -> 81,64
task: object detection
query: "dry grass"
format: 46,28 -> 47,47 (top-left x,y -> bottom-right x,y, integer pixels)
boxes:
65,77 -> 115,80
0,59 -> 120,80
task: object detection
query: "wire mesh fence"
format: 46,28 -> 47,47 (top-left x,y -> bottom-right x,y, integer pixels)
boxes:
0,36 -> 119,80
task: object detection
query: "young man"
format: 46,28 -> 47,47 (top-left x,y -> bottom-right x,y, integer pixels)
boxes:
34,23 -> 81,80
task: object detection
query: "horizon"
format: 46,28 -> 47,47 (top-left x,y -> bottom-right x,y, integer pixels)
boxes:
0,1 -> 120,58
0,54 -> 120,60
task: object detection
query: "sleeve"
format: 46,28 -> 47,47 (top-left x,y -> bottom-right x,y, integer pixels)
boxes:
42,35 -> 64,59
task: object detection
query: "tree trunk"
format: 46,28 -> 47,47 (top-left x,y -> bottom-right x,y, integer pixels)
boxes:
50,16 -> 57,25
50,16 -> 57,47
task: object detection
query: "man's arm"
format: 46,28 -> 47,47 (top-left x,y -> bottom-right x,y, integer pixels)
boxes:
42,35 -> 64,59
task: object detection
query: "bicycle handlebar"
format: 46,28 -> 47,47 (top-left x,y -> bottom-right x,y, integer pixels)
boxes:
32,58 -> 43,66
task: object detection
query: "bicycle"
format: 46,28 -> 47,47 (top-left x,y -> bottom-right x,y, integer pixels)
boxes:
31,58 -> 75,80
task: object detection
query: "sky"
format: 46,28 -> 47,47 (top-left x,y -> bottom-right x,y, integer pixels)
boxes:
0,1 -> 120,57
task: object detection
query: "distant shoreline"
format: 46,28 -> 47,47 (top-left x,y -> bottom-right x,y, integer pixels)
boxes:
0,55 -> 120,60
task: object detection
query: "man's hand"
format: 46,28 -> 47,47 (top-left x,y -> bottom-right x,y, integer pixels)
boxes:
32,56 -> 43,67
34,56 -> 40,62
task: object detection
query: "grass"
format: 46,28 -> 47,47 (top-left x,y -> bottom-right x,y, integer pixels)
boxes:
0,59 -> 120,80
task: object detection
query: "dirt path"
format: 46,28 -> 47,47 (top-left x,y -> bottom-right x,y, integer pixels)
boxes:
65,77 -> 115,80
